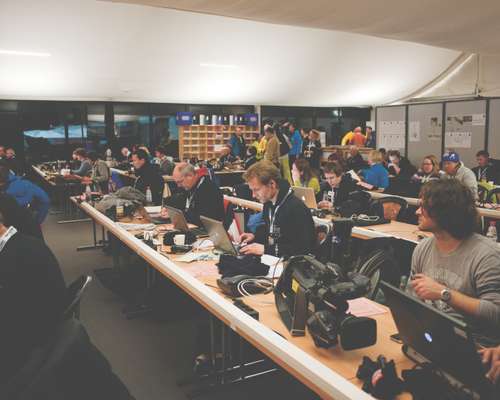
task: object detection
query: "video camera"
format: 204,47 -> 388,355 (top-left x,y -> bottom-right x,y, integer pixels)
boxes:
275,255 -> 377,350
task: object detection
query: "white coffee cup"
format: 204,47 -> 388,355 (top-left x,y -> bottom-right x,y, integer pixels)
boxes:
173,234 -> 185,245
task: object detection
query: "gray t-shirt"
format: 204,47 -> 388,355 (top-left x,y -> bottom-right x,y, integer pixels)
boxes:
407,233 -> 500,346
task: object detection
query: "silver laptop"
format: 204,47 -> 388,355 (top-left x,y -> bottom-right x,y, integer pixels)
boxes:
164,205 -> 207,236
292,186 -> 318,209
200,216 -> 239,256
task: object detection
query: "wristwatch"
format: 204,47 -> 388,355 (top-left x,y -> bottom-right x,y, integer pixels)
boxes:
440,288 -> 452,303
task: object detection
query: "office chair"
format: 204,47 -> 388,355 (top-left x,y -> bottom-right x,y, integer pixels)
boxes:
62,275 -> 92,320
370,196 -> 408,221
0,318 -> 135,400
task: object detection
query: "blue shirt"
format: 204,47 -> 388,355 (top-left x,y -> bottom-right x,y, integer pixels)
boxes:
6,173 -> 50,224
229,135 -> 246,158
362,163 -> 389,189
289,130 -> 303,157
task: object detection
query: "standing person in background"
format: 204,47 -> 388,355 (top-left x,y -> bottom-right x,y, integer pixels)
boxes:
0,164 -> 50,224
292,158 -> 320,194
155,145 -> 175,175
348,126 -> 367,147
288,121 -> 303,167
131,149 -> 164,205
303,129 -> 323,172
365,126 -> 376,148
82,151 -> 110,194
256,131 -> 267,160
71,148 -> 92,177
263,126 -> 280,168
229,126 -> 246,159
442,151 -> 478,200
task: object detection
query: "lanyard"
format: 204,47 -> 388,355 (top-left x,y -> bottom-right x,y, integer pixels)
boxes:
0,226 -> 17,253
186,176 -> 205,210
269,188 -> 293,234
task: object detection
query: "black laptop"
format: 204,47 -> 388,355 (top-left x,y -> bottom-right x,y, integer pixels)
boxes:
381,281 -> 495,398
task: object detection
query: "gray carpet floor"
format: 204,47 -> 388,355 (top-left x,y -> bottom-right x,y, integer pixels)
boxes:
43,210 -> 319,400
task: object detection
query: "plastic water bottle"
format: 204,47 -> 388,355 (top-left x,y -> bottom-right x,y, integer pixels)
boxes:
85,184 -> 92,201
146,186 -> 153,205
486,221 -> 498,243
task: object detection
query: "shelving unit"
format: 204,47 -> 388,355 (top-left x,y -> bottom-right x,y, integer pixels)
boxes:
179,125 -> 260,160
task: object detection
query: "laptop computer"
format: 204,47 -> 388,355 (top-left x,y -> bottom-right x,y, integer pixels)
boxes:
380,281 -> 495,398
292,186 -> 318,209
200,216 -> 241,256
164,205 -> 208,237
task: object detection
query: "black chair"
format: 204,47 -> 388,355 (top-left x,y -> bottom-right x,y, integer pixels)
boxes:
0,318 -> 135,400
370,196 -> 408,221
62,275 -> 92,320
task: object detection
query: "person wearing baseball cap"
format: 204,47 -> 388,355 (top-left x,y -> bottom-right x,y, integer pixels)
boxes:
442,151 -> 478,199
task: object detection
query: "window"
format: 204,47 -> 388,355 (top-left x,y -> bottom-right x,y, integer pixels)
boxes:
113,103 -> 151,149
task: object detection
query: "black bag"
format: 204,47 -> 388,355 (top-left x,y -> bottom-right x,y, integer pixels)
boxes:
217,254 -> 270,278
338,190 -> 372,217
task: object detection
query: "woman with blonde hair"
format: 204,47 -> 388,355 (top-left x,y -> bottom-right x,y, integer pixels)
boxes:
358,150 -> 389,191
411,155 -> 442,184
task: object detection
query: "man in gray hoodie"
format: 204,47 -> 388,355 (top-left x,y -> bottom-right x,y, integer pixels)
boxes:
442,151 -> 478,199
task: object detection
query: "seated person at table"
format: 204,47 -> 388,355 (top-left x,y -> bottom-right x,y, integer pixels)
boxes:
302,129 -> 322,171
316,162 -> 358,210
0,193 -> 44,239
0,207 -> 66,382
4,147 -> 22,175
442,151 -> 478,200
120,146 -> 132,162
71,148 -> 92,177
219,145 -> 236,165
82,151 -> 110,193
358,150 -> 389,191
387,150 -> 417,179
472,150 -> 499,184
0,164 -> 50,224
345,145 -> 367,173
155,145 -> 175,176
291,158 -> 320,194
239,161 -> 315,258
131,149 -> 164,205
163,162 -> 224,226
411,155 -> 442,184
407,179 -> 500,347
244,146 -> 258,170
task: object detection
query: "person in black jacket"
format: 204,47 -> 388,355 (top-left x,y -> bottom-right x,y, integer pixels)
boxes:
472,150 -> 499,184
163,162 -> 224,226
131,149 -> 164,205
239,160 -> 315,259
316,162 -> 358,210
345,145 -> 367,173
0,209 -> 66,383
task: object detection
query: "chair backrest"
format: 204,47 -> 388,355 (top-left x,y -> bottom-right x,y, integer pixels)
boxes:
487,187 -> 500,204
370,196 -> 408,221
62,275 -> 92,320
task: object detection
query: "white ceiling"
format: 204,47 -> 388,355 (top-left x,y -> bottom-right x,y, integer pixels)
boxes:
107,0 -> 500,55
0,0 -> 462,106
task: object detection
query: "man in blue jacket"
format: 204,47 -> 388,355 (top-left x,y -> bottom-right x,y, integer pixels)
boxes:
288,121 -> 303,166
228,126 -> 246,159
0,164 -> 50,224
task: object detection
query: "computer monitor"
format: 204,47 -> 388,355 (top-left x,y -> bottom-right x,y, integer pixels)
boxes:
200,216 -> 238,256
292,186 -> 318,209
381,281 -> 493,398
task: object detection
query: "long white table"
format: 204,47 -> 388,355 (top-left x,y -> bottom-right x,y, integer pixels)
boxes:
75,199 -> 415,400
